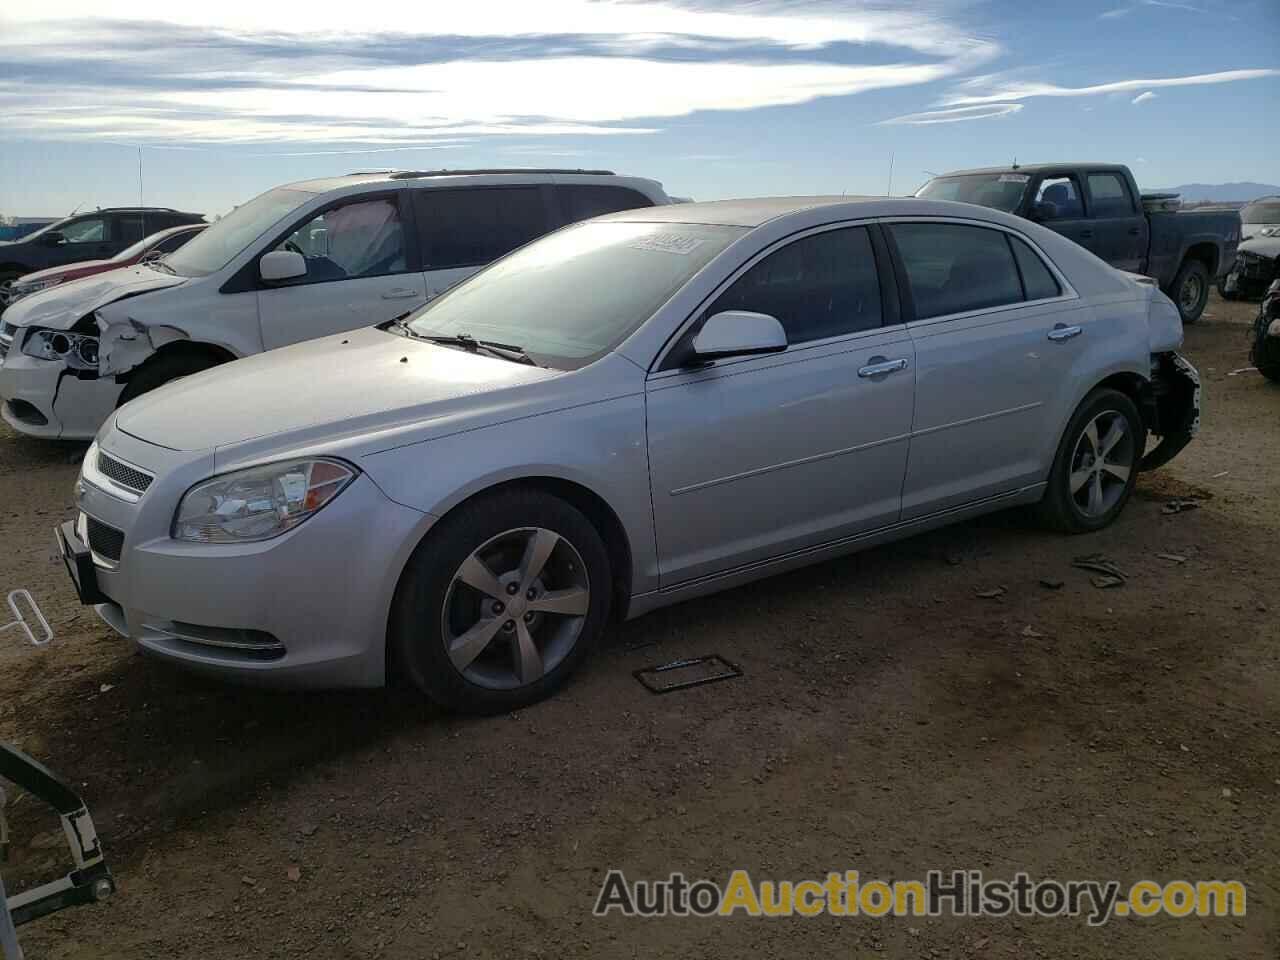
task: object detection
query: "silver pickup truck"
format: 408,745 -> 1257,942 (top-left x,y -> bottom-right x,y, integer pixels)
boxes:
917,163 -> 1240,323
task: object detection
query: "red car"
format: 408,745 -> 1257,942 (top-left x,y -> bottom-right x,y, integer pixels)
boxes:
1,224 -> 205,309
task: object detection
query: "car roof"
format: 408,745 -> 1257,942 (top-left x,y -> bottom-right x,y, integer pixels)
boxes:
283,169 -> 664,197
593,195 -> 1028,229
933,163 -> 1130,177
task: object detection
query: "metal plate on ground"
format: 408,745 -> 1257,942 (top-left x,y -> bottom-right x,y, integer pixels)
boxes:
633,654 -> 742,695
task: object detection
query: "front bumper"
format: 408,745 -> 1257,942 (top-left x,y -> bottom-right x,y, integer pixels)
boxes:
0,347 -> 122,439
65,428 -> 434,688
1139,351 -> 1200,471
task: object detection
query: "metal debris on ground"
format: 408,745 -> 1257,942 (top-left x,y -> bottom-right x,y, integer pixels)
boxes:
975,587 -> 1007,599
1161,498 -> 1201,515
1039,578 -> 1065,590
1226,367 -> 1257,376
1071,554 -> 1126,581
1021,625 -> 1047,639
633,655 -> 742,695
1090,575 -> 1125,589
1156,553 -> 1189,564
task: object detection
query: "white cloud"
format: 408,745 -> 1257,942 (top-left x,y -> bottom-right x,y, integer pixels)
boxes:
1132,91 -> 1157,104
0,2 -> 1001,143
944,68 -> 1280,106
879,103 -> 1023,125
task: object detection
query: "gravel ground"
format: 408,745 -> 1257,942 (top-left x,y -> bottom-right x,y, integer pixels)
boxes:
1,292 -> 1276,959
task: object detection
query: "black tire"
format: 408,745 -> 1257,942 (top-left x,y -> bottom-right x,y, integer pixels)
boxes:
1217,279 -> 1239,301
1171,259 -> 1210,324
389,488 -> 612,713
1035,388 -> 1145,534
116,351 -> 222,406
1260,362 -> 1280,383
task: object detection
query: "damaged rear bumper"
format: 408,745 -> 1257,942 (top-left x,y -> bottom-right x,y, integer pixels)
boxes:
1139,351 -> 1200,471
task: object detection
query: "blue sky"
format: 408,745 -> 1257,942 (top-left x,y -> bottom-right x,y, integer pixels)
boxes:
1,0 -> 1277,218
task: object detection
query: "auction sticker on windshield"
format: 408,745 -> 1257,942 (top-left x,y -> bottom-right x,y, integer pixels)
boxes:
629,233 -> 707,255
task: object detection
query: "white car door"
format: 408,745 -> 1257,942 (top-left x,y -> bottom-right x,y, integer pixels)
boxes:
257,194 -> 426,351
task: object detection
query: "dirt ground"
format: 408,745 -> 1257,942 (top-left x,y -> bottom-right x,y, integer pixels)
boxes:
1,292 -> 1276,959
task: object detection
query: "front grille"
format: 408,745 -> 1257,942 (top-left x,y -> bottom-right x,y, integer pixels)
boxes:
97,452 -> 153,494
85,516 -> 125,562
0,322 -> 14,360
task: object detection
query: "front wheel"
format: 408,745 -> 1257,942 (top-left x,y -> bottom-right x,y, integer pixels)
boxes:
1172,259 -> 1210,324
116,351 -> 222,407
1036,388 -> 1145,534
389,488 -> 612,713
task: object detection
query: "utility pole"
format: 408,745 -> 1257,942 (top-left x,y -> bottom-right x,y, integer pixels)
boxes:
137,147 -> 144,207
886,151 -> 895,196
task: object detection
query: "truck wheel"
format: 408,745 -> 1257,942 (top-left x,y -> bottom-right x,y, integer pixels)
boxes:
1217,279 -> 1239,301
1172,259 -> 1209,323
116,352 -> 223,406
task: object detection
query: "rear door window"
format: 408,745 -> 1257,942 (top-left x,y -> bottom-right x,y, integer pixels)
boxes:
1033,177 -> 1084,220
1009,236 -> 1062,301
1086,173 -> 1135,217
413,187 -> 550,270
117,215 -> 146,245
557,185 -> 654,224
889,223 -> 1024,320
707,226 -> 883,344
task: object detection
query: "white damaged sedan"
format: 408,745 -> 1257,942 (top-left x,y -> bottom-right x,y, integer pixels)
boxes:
55,197 -> 1200,712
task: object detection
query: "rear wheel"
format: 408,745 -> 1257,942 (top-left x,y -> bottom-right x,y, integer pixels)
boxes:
1036,388 -> 1144,534
1172,259 -> 1209,323
116,351 -> 223,406
390,488 -> 611,713
1217,278 -> 1239,301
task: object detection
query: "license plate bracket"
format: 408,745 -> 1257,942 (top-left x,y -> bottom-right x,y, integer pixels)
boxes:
55,521 -> 108,606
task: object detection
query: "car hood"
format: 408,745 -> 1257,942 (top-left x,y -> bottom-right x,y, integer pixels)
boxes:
1240,235 -> 1280,259
115,325 -> 561,452
3,265 -> 186,330
15,257 -> 113,284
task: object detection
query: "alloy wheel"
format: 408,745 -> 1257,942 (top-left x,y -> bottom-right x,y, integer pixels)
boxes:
441,527 -> 591,690
1069,411 -> 1135,518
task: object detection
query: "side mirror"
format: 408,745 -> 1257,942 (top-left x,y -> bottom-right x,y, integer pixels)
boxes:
1030,201 -> 1056,222
689,311 -> 787,363
259,250 -> 307,283
40,231 -> 65,247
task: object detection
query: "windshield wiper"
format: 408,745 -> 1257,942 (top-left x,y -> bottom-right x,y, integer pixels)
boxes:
421,333 -> 537,366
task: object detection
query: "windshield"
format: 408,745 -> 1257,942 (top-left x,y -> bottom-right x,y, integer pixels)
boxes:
406,221 -> 743,368
916,174 -> 1029,213
1242,200 -> 1280,224
111,228 -> 181,263
164,187 -> 313,277
18,215 -> 78,242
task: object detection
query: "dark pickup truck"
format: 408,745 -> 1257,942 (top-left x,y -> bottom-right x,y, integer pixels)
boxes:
916,163 -> 1240,323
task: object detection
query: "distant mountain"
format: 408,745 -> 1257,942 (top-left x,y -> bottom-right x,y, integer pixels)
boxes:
1151,182 -> 1280,203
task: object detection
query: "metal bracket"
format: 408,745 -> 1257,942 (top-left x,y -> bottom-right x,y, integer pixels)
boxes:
0,592 -> 52,648
633,654 -> 743,695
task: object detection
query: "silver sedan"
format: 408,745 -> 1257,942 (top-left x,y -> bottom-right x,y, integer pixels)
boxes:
58,197 -> 1200,712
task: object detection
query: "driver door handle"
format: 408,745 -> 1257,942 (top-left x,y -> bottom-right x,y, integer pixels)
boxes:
857,357 -> 909,378
1047,324 -> 1083,342
381,287 -> 420,300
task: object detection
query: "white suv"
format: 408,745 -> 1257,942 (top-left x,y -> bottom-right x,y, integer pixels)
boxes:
0,169 -> 672,439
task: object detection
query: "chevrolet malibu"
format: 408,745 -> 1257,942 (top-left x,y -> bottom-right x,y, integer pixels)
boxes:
58,197 -> 1200,713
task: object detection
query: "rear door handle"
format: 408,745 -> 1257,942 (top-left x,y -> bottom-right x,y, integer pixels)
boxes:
1047,324 -> 1083,342
857,357 -> 909,378
381,287 -> 420,300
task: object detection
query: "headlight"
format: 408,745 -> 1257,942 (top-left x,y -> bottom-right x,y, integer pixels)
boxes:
172,458 -> 357,543
7,276 -> 65,302
21,328 -> 99,369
